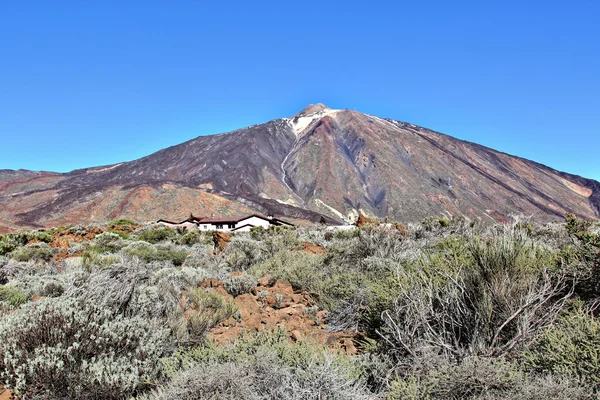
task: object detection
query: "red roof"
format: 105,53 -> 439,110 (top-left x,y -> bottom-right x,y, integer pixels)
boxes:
200,217 -> 242,223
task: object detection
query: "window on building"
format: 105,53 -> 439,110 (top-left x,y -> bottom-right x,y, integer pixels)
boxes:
228,223 -> 235,229
215,224 -> 223,229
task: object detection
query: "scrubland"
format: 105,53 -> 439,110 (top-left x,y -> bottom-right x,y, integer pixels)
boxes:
0,214 -> 599,399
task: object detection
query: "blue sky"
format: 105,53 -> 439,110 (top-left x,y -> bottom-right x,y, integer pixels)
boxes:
1,1 -> 599,181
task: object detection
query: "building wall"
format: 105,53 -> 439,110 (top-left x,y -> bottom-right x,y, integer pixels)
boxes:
235,216 -> 271,229
232,225 -> 254,233
199,222 -> 237,231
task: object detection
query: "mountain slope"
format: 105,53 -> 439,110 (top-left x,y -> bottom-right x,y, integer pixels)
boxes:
0,104 -> 598,230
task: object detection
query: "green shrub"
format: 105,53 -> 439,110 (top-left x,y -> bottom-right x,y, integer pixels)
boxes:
422,216 -> 441,231
10,242 -> 57,262
524,304 -> 600,385
223,274 -> 257,297
94,231 -> 126,250
380,224 -> 571,362
0,285 -> 29,307
0,297 -> 168,399
31,231 -> 53,243
122,241 -> 188,266
334,228 -> 360,240
108,218 -> 138,231
250,250 -> 325,291
72,256 -> 213,323
386,357 -> 591,400
0,235 -> 24,256
170,288 -> 237,345
178,229 -> 210,246
137,227 -> 175,244
109,230 -> 130,239
157,330 -> 370,399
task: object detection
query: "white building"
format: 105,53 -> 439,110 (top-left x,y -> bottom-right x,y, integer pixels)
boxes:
157,214 -> 294,232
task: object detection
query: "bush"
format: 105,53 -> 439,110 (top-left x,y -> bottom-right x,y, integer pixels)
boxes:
71,257 -> 211,322
386,357 -> 592,400
222,237 -> 271,271
223,274 -> 257,297
108,218 -> 138,229
122,241 -> 188,266
0,233 -> 29,256
155,330 -> 371,400
170,288 -> 237,345
0,285 -> 29,307
179,230 -> 211,246
387,357 -> 520,399
379,224 -> 571,362
137,227 -> 175,244
10,242 -> 57,262
94,231 -> 126,251
0,259 -> 37,284
140,358 -> 290,400
524,304 -> 600,386
0,297 -> 168,399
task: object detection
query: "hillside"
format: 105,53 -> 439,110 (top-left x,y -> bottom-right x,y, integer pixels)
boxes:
0,104 -> 598,230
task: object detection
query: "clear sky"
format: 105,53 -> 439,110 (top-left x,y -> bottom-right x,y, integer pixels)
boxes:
1,1 -> 599,181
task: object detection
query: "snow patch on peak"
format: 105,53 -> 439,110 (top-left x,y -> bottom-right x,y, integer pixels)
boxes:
289,108 -> 340,135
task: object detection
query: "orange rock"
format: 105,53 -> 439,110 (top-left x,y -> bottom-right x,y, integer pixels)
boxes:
291,330 -> 302,341
355,213 -> 375,228
257,275 -> 271,287
0,385 -> 15,400
301,241 -> 326,255
213,231 -> 232,251
206,275 -> 359,355
271,280 -> 294,297
394,223 -> 408,237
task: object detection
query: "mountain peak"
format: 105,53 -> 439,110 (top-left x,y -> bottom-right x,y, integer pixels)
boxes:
296,103 -> 330,116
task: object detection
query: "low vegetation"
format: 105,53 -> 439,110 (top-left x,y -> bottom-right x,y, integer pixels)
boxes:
0,214 -> 598,398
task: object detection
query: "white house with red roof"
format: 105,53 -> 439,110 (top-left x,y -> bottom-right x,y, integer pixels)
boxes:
157,214 -> 293,232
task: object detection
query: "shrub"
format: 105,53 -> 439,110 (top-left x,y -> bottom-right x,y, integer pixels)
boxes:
170,288 -> 237,345
71,257 -> 210,321
108,218 -> 138,229
94,231 -> 126,250
0,234 -> 28,257
140,358 -> 290,400
157,330 -> 371,400
67,242 -> 86,254
179,229 -> 211,246
28,231 -> 54,243
223,274 -> 257,297
379,224 -> 571,362
10,242 -> 57,262
122,241 -> 188,266
480,374 -> 592,400
524,304 -> 600,386
0,285 -> 29,307
250,250 -> 325,292
137,227 -> 175,244
0,241 -> 18,257
386,357 -> 592,400
387,357 -> 520,400
0,233 -> 29,256
0,297 -> 168,399
0,259 -> 37,284
222,237 -> 271,271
